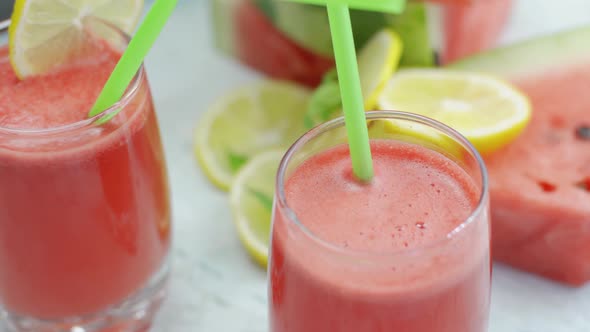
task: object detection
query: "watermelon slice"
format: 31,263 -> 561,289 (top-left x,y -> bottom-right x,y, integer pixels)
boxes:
234,0 -> 335,87
450,27 -> 590,286
442,0 -> 513,63
210,0 -> 513,85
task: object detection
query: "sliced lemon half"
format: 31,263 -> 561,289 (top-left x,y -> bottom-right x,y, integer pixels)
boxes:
378,69 -> 531,155
9,0 -> 144,78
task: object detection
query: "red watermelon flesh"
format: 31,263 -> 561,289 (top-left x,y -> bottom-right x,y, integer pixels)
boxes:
489,66 -> 590,286
443,0 -> 513,63
450,27 -> 590,286
234,0 -> 334,87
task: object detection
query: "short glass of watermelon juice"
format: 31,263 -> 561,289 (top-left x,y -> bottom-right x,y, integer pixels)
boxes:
0,20 -> 171,331
269,111 -> 491,332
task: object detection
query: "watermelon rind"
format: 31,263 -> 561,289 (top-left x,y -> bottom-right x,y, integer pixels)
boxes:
448,26 -> 590,77
386,3 -> 434,67
210,0 -> 241,55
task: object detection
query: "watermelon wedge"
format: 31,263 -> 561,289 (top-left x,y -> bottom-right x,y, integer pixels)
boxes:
234,0 -> 335,87
442,0 -> 513,63
210,0 -> 513,85
450,26 -> 590,286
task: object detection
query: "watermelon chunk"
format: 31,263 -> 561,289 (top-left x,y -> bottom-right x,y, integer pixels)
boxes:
450,27 -> 590,286
210,0 -> 513,85
234,0 -> 335,87
442,0 -> 513,63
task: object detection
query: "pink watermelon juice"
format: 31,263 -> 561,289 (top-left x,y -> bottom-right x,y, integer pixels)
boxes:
0,37 -> 170,319
269,112 -> 491,332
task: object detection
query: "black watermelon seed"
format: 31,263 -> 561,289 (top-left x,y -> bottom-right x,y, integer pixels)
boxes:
576,125 -> 590,140
576,178 -> 590,192
433,52 -> 441,67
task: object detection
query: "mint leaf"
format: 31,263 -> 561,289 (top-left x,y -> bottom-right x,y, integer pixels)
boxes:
305,81 -> 343,129
228,152 -> 248,173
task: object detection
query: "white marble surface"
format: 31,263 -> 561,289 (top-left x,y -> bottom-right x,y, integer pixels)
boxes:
142,0 -> 590,331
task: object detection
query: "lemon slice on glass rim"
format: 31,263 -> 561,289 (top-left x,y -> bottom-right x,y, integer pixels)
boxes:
9,0 -> 144,79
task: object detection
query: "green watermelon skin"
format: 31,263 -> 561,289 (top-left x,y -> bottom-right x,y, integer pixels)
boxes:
450,27 -> 590,286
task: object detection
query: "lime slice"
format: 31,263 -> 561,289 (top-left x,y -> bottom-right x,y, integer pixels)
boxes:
378,69 -> 531,155
194,81 -> 311,191
306,29 -> 402,128
230,150 -> 283,268
9,0 -> 144,78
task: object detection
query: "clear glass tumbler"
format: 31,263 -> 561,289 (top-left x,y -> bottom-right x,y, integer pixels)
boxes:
0,19 -> 171,331
269,111 -> 491,332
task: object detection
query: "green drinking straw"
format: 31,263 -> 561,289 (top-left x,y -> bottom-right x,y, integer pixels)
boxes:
286,0 -> 406,182
88,0 -> 179,119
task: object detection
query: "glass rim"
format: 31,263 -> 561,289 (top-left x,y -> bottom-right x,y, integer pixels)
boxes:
0,18 -> 144,136
275,110 -> 490,258
0,19 -> 9,31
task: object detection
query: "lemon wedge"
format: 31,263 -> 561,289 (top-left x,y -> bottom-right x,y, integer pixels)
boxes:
9,0 -> 144,78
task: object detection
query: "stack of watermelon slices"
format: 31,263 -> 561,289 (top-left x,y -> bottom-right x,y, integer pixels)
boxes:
210,0 -> 513,87
451,27 -> 590,286
442,0 -> 513,63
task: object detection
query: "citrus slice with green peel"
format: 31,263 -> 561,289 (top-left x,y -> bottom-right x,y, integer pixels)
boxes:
230,150 -> 283,268
305,29 -> 403,128
195,81 -> 311,191
9,0 -> 144,78
378,69 -> 531,155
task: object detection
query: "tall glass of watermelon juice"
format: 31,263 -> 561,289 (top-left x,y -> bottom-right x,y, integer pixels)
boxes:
0,20 -> 170,331
269,111 -> 491,332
